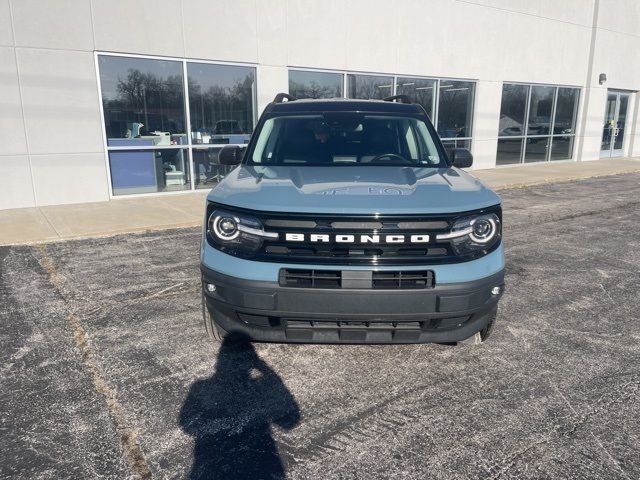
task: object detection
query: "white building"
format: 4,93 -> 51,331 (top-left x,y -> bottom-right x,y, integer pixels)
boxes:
1,0 -> 639,209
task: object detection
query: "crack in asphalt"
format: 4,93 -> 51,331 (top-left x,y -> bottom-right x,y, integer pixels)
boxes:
35,244 -> 153,480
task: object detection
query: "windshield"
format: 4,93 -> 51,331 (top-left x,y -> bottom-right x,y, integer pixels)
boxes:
248,113 -> 445,167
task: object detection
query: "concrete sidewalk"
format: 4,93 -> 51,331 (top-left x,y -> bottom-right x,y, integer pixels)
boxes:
1,157 -> 639,246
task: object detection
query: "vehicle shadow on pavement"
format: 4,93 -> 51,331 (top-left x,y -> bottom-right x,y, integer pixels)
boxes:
179,333 -> 300,479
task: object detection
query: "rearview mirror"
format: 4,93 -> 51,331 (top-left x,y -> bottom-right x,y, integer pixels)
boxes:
451,148 -> 473,169
218,145 -> 243,165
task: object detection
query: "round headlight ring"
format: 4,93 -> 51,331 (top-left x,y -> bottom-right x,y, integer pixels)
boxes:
212,215 -> 240,240
469,216 -> 497,244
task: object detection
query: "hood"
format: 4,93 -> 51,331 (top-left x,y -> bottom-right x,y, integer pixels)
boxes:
207,166 -> 501,214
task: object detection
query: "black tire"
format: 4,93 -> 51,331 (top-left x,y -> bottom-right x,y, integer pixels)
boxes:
202,293 -> 225,342
459,311 -> 497,346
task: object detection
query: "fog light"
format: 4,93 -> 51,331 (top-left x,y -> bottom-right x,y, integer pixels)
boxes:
205,283 -> 216,293
491,286 -> 501,295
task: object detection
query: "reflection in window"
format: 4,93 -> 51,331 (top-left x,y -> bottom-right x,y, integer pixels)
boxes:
98,56 -> 186,146
347,74 -> 393,100
188,63 -> 255,145
524,136 -> 550,163
553,88 -> 579,135
289,70 -> 343,99
192,147 -> 238,189
527,86 -> 554,136
498,84 -> 528,137
98,54 -> 257,196
437,81 -> 474,139
497,138 -> 524,166
550,136 -> 575,161
496,83 -> 580,164
108,148 -> 190,195
441,139 -> 471,159
396,77 -> 436,119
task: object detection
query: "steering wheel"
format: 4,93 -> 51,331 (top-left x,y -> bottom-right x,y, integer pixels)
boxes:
369,153 -> 412,164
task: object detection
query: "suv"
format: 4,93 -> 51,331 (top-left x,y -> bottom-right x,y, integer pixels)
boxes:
201,94 -> 504,344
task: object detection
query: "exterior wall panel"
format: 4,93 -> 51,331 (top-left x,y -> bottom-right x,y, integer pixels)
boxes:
257,0 -> 288,66
0,0 -> 13,46
30,153 -> 109,206
183,0 -> 258,63
471,80 -> 502,169
465,0 -> 595,26
257,65 -> 288,116
591,28 -> 640,91
343,0 -> 400,74
286,0 -> 348,70
16,48 -> 104,155
0,46 -> 28,156
597,0 -> 640,36
91,0 -> 185,57
579,87 -> 608,161
0,155 -> 35,209
12,0 -> 94,51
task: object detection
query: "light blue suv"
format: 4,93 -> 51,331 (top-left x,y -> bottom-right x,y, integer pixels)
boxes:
201,94 -> 504,344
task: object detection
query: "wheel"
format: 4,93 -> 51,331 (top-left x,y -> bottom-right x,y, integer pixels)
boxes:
202,292 -> 225,342
459,311 -> 497,345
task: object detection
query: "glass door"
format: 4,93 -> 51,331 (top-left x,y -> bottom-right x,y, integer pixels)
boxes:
601,91 -> 630,158
612,94 -> 629,156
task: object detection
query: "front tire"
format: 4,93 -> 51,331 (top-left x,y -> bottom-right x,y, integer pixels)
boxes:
202,293 -> 225,342
459,311 -> 497,345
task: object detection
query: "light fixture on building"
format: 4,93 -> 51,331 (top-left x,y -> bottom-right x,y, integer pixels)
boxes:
599,73 -> 607,85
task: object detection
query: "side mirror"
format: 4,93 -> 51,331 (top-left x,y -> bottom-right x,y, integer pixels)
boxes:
451,148 -> 473,168
218,145 -> 243,165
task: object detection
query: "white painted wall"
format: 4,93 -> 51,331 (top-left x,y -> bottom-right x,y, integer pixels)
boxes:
0,0 -> 638,209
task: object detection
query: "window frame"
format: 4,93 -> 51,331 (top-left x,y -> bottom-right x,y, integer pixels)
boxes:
95,51 -> 258,198
497,81 -> 581,166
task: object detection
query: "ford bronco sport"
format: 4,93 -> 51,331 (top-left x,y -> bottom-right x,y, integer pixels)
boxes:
201,93 -> 504,344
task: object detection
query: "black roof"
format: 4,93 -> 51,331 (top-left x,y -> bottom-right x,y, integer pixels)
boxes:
266,97 -> 424,114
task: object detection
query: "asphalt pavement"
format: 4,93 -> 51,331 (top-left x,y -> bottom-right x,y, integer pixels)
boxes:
1,173 -> 640,479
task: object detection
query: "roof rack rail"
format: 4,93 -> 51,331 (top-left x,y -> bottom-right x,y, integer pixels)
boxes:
273,93 -> 297,103
383,94 -> 411,104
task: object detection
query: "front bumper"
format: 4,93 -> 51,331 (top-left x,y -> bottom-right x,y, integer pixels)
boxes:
201,265 -> 504,344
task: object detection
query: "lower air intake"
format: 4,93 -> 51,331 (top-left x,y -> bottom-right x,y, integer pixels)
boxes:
279,269 -> 434,289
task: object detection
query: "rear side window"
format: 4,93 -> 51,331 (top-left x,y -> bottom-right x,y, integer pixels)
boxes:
250,113 -> 443,167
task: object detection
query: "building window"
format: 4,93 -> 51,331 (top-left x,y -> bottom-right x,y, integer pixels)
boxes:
287,70 -> 476,157
289,70 -> 343,99
187,62 -> 256,189
437,80 -> 475,156
396,77 -> 436,119
98,54 -> 256,196
346,73 -> 393,100
497,83 -> 580,165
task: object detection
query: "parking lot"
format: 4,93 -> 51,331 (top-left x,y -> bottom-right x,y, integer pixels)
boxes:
1,173 -> 640,479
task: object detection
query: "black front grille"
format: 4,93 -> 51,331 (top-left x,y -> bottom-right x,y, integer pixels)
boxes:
372,270 -> 434,289
279,269 -> 342,288
207,204 -> 501,265
279,269 -> 434,289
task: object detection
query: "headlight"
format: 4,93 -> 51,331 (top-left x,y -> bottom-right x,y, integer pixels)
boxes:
208,209 -> 277,253
436,212 -> 501,256
211,214 -> 240,240
470,216 -> 498,244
